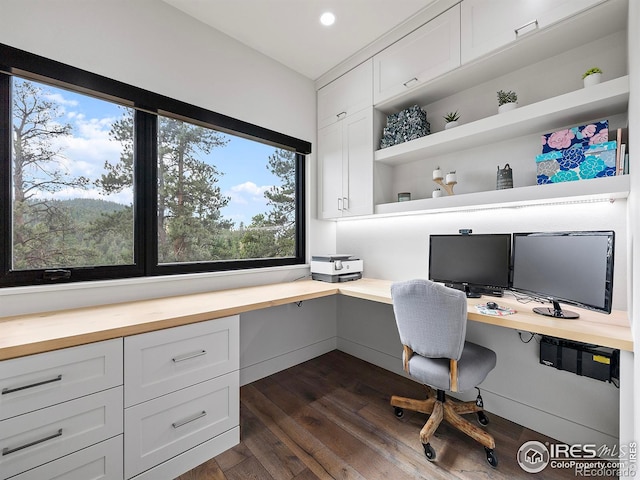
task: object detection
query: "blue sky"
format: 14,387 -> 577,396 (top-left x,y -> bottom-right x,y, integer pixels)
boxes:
29,79 -> 281,227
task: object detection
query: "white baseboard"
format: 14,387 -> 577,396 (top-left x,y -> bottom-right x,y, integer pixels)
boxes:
240,337 -> 337,386
337,338 -> 618,447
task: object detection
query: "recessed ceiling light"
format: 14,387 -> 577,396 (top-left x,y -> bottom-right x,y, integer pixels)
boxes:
320,12 -> 335,26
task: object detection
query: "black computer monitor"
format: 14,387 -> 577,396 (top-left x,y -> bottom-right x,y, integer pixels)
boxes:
511,231 -> 615,318
428,234 -> 511,298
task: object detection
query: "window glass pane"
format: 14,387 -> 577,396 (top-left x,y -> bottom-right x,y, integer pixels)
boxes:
157,115 -> 297,264
11,77 -> 135,270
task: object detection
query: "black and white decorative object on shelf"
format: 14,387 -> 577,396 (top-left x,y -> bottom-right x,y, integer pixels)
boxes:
497,90 -> 517,113
380,105 -> 430,149
496,164 -> 513,189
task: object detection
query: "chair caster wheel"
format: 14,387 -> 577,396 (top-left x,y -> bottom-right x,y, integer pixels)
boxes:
394,406 -> 404,418
477,411 -> 489,426
423,442 -> 436,461
485,447 -> 498,467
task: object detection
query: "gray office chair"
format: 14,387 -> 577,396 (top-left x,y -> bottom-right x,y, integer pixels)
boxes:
390,279 -> 498,467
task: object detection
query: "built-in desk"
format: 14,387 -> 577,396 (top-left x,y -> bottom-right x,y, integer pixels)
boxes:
0,277 -> 632,361
339,279 -> 633,351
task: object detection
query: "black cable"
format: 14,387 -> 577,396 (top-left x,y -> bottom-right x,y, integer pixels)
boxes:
518,331 -> 538,344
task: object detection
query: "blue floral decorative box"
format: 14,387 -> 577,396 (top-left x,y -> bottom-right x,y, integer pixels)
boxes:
541,120 -> 609,153
536,141 -> 617,184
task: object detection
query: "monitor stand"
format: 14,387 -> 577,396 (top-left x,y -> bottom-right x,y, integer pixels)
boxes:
463,285 -> 481,299
533,301 -> 579,319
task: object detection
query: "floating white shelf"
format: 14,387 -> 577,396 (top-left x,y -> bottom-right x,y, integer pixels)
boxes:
374,76 -> 629,166
374,175 -> 630,217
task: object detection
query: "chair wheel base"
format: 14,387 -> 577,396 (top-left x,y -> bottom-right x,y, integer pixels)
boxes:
423,442 -> 436,461
485,447 -> 498,467
394,406 -> 404,418
477,411 -> 489,426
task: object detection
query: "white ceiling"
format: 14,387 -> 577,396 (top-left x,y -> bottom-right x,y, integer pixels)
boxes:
162,0 -> 434,80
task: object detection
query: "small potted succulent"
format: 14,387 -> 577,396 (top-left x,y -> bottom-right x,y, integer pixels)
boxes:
497,90 -> 517,113
582,67 -> 602,87
443,111 -> 460,129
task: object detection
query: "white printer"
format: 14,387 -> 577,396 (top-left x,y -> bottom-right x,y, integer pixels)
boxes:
310,254 -> 363,283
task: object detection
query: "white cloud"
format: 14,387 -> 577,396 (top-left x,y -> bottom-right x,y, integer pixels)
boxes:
51,114 -> 125,179
227,181 -> 271,206
44,93 -> 79,107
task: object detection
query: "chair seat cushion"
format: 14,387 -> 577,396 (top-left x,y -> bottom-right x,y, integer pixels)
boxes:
407,341 -> 497,392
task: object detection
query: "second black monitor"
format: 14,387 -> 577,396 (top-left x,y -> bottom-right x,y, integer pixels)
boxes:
429,233 -> 511,296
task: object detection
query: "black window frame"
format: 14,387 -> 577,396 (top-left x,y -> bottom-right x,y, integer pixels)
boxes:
0,43 -> 310,288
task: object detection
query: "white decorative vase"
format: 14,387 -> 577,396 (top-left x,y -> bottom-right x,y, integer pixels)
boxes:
498,102 -> 517,114
583,73 -> 602,87
444,121 -> 459,129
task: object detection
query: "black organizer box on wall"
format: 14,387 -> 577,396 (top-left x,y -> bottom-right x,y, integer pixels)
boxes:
539,336 -> 619,385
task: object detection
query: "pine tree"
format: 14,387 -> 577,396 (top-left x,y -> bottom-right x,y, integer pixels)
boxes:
97,111 -> 232,263
11,79 -> 90,268
242,149 -> 297,258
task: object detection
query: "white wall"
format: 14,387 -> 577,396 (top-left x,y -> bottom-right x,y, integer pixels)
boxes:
0,0 -> 336,379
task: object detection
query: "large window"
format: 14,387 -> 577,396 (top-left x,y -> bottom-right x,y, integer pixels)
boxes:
0,43 -> 310,287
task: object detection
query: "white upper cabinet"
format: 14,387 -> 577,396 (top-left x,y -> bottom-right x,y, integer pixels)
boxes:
318,108 -> 374,219
461,0 -> 606,64
373,4 -> 461,105
317,59 -> 372,129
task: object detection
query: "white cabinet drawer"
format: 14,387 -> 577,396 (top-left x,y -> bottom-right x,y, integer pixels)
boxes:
9,435 -> 123,480
0,387 -> 123,479
124,316 -> 239,407
124,371 -> 239,479
0,339 -> 123,420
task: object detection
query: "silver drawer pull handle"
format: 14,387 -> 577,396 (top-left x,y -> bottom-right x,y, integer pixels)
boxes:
2,374 -> 63,395
403,77 -> 418,87
515,19 -> 538,36
172,350 -> 206,363
2,428 -> 63,456
172,410 -> 207,429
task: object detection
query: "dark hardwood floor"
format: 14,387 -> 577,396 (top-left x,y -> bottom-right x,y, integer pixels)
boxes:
176,350 -> 615,479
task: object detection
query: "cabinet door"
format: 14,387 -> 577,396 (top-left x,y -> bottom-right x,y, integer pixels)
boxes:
318,121 -> 345,219
124,372 -> 239,479
124,315 -> 239,407
10,435 -> 123,480
461,0 -> 605,64
373,5 -> 460,104
317,59 -> 372,129
0,387 -> 123,479
342,109 -> 373,217
0,339 -> 123,421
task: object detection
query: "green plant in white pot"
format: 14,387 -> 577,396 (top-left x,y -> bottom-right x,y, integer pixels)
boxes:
443,111 -> 460,129
497,90 -> 517,113
582,67 -> 602,87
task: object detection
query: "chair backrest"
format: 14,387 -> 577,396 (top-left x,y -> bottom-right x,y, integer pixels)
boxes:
391,279 -> 467,361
